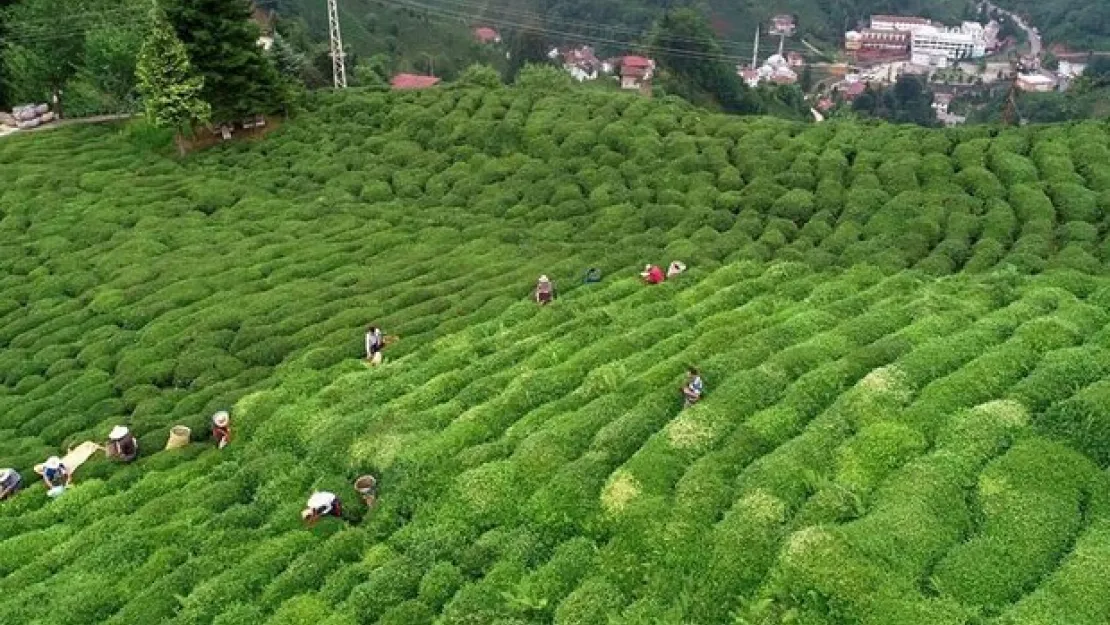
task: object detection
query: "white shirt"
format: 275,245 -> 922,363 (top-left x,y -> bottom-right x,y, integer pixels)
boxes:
307,491 -> 337,513
365,330 -> 382,354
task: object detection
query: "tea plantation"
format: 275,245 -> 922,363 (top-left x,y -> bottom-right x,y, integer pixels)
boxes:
2,86 -> 1110,625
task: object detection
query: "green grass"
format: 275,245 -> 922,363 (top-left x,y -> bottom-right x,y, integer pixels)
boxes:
1,84 -> 1110,625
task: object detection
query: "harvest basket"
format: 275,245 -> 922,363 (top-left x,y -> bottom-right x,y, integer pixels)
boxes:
165,426 -> 192,450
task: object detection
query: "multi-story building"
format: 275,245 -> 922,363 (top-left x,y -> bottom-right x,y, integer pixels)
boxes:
910,22 -> 987,63
870,15 -> 932,32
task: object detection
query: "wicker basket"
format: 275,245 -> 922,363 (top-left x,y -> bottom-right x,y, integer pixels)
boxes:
165,426 -> 192,450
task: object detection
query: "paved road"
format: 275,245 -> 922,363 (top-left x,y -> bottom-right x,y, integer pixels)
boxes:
983,1 -> 1041,57
0,113 -> 132,139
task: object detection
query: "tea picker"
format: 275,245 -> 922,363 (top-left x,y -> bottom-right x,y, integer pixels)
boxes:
641,264 -> 665,284
39,456 -> 72,497
302,491 -> 343,526
211,411 -> 232,449
0,468 -> 21,500
365,325 -> 400,366
355,474 -> 378,509
105,426 -> 139,462
682,367 -> 704,408
534,275 -> 556,305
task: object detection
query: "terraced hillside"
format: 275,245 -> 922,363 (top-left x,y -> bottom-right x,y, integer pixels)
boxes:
1,86 -> 1110,625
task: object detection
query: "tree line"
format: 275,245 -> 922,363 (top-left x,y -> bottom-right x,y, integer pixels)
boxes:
0,0 -> 299,137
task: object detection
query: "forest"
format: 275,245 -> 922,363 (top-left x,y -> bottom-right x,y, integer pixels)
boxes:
1,79 -> 1110,624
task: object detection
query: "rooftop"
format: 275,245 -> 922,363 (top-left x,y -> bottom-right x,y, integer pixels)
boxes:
622,56 -> 653,68
390,74 -> 441,90
474,27 -> 499,43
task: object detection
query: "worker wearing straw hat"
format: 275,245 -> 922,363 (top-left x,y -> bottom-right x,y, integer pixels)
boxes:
211,411 -> 231,449
0,468 -> 21,500
40,456 -> 72,492
534,275 -> 556,305
302,491 -> 343,526
355,474 -> 378,509
105,425 -> 138,462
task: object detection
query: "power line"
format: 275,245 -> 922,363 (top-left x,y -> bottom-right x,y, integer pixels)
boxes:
373,0 -> 812,56
378,0 -> 808,64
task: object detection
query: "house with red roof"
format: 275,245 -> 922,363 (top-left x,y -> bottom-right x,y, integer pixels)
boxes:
474,27 -> 500,44
620,56 -> 654,91
839,80 -> 867,100
770,14 -> 796,36
391,74 -> 441,90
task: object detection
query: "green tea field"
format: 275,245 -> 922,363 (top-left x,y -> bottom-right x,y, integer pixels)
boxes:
1,86 -> 1110,625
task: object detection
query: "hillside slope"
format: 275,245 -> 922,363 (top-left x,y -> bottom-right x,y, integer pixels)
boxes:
1,87 -> 1110,625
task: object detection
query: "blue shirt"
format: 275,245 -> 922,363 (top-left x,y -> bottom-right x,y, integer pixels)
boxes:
689,376 -> 704,394
44,465 -> 67,484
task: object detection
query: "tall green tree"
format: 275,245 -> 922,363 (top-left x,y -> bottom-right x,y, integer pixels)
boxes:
136,8 -> 210,155
163,0 -> 285,123
649,8 -> 759,114
506,27 -> 550,83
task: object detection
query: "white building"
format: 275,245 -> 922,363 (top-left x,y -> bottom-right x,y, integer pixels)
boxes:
910,22 -> 987,63
1016,73 -> 1057,92
870,15 -> 932,32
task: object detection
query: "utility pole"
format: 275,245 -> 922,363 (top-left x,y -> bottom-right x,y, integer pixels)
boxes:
327,0 -> 347,88
751,26 -> 760,68
779,33 -> 785,57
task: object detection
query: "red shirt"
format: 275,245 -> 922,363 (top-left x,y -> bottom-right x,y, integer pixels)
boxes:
646,266 -> 665,284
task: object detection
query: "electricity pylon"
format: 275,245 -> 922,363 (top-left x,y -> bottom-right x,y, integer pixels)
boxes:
327,0 -> 347,88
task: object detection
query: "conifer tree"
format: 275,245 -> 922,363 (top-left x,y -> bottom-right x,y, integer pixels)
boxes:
135,8 -> 210,155
163,0 -> 285,123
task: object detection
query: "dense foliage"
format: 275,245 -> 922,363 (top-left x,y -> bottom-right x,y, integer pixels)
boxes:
136,8 -> 211,151
2,85 -> 1110,625
991,0 -> 1110,50
165,0 -> 288,123
0,0 -> 144,115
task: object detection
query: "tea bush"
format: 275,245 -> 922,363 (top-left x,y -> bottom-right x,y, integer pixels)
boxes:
0,87 -> 1108,625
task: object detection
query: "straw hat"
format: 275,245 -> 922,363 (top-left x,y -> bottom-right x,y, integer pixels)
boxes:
45,456 -> 61,470
0,468 -> 11,482
109,425 -> 129,441
212,411 -> 230,427
644,264 -> 652,271
301,508 -> 313,520
538,275 -> 549,283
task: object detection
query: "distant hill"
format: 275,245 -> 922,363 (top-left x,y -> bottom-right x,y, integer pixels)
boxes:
994,0 -> 1110,51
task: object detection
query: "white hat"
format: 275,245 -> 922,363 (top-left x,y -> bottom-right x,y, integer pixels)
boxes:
301,508 -> 313,520
212,411 -> 230,427
0,468 -> 11,482
644,264 -> 652,270
538,275 -> 549,282
109,426 -> 129,441
45,456 -> 61,470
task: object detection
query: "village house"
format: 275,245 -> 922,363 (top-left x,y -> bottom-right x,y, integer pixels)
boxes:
390,74 -> 441,90
787,52 -> 806,68
1015,73 -> 1057,93
620,56 -> 654,92
738,67 -> 760,88
474,27 -> 500,44
836,76 -> 868,101
563,46 -> 603,81
932,92 -> 953,115
770,14 -> 796,37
